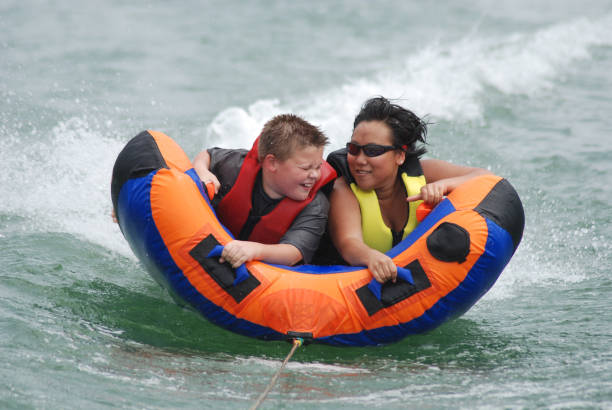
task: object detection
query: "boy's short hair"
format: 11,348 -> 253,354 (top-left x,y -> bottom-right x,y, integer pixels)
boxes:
258,114 -> 328,162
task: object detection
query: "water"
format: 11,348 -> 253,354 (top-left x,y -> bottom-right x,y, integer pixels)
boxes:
2,1 -> 611,408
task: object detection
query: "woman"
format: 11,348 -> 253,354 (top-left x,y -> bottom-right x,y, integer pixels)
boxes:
328,97 -> 490,283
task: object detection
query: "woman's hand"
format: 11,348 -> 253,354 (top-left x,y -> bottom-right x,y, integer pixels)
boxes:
366,249 -> 398,283
408,159 -> 492,205
406,180 -> 449,205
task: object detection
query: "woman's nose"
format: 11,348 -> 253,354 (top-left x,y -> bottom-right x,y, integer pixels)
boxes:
355,151 -> 368,163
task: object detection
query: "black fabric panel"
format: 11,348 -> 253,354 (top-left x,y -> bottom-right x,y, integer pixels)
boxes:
474,178 -> 525,251
189,235 -> 260,303
326,148 -> 353,183
110,130 -> 168,213
357,259 -> 431,316
286,331 -> 314,343
356,286 -> 384,316
426,222 -> 471,263
405,259 -> 432,292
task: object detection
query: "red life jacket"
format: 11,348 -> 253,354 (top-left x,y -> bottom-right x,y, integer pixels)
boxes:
216,138 -> 337,244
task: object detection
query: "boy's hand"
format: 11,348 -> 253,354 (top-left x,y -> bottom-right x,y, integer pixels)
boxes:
220,240 -> 261,268
197,169 -> 221,194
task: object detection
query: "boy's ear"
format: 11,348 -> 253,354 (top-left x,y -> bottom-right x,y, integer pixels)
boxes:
261,154 -> 278,172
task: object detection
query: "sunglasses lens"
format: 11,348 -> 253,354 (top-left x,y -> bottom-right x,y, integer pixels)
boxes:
347,143 -> 395,157
363,146 -> 386,157
346,143 -> 360,155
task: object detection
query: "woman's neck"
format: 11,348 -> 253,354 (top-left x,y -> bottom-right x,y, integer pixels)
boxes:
375,171 -> 402,201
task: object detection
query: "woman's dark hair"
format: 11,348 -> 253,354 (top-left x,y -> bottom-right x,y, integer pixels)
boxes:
353,96 -> 428,158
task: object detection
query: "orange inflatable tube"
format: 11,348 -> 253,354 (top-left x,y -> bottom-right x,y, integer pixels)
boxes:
111,131 -> 524,346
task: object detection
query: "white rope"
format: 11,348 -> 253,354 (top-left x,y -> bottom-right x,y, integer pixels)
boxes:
250,338 -> 303,410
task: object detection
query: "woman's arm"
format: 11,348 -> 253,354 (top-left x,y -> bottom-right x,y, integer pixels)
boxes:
329,178 -> 398,283
406,159 -> 491,204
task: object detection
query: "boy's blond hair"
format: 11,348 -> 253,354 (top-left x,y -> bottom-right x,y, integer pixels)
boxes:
257,114 -> 328,162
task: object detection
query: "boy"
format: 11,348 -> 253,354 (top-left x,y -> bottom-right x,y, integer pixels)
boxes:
193,114 -> 336,267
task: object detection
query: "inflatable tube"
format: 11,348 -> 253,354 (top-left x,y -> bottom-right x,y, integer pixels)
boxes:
111,131 -> 524,347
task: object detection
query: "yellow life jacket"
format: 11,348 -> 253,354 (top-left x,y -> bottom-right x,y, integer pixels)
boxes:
349,172 -> 426,253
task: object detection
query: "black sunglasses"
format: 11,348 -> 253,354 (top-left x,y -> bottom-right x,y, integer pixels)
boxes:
346,142 -> 398,157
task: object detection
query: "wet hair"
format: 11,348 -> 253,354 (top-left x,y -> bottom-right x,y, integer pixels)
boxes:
353,96 -> 428,158
258,114 -> 328,162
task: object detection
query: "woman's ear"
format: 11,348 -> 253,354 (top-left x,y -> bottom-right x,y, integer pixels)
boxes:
395,149 -> 406,166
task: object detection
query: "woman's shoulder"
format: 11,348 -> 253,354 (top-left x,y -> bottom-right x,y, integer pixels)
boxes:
329,176 -> 358,209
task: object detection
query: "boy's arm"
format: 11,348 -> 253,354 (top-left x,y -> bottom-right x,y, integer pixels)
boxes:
220,240 -> 303,267
275,191 -> 329,264
193,149 -> 221,193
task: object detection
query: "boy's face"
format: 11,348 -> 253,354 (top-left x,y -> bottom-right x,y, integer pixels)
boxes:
263,145 -> 325,201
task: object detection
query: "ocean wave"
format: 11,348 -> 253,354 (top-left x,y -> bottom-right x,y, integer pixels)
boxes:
0,116 -> 132,256
205,14 -> 612,149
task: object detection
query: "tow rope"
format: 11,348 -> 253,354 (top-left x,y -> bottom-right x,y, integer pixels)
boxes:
250,338 -> 304,409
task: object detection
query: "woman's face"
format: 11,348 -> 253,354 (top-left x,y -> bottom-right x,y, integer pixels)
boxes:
348,120 -> 405,191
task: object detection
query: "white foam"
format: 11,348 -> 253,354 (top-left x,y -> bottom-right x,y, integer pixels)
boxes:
480,221 -> 597,302
204,99 -> 287,149
0,116 -> 132,257
237,356 -> 369,374
205,15 -> 612,151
